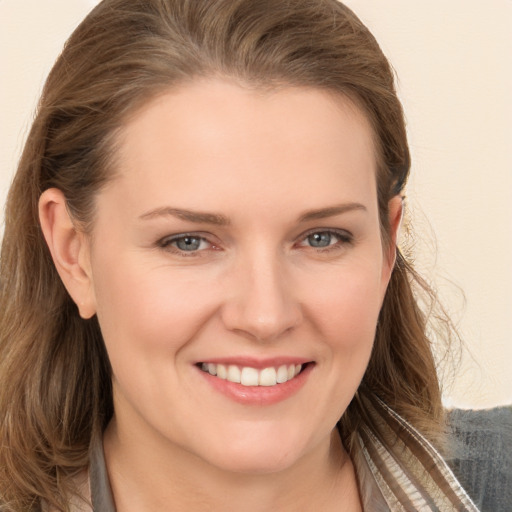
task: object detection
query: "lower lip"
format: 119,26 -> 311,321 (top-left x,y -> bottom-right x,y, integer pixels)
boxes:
197,364 -> 313,405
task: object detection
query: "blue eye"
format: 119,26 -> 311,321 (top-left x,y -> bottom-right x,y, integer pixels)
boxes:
298,229 -> 353,251
174,236 -> 203,251
158,234 -> 211,253
307,232 -> 334,248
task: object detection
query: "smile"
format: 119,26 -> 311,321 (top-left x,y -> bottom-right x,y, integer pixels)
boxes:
200,363 -> 303,387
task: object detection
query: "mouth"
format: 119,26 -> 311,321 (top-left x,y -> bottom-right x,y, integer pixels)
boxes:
195,359 -> 314,405
198,362 -> 307,387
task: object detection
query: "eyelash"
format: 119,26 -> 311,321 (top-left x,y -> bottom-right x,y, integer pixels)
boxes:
297,229 -> 354,252
157,232 -> 217,256
157,229 -> 354,256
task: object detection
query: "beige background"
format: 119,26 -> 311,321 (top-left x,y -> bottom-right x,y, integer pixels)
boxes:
1,0 -> 511,409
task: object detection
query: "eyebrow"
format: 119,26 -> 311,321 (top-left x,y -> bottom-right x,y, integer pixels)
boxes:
139,207 -> 230,226
297,203 -> 367,222
139,202 -> 366,226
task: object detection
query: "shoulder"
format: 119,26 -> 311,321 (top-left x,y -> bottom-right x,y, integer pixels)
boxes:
354,394 -> 479,511
447,406 -> 512,512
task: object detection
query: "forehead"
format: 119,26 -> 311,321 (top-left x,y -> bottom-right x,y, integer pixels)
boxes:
118,79 -> 376,156
106,79 -> 378,218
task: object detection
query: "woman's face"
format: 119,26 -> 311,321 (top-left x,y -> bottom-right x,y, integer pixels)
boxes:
83,79 -> 398,474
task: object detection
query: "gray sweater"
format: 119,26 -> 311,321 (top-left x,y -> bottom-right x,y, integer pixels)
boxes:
447,407 -> 512,512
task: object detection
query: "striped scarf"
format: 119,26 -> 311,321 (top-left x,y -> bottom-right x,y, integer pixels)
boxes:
81,397 -> 480,511
353,395 -> 479,511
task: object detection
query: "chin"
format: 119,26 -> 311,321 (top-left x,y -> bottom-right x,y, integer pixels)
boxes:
193,427 -> 314,475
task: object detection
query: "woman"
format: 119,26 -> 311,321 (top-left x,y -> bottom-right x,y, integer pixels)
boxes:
0,0 -> 479,510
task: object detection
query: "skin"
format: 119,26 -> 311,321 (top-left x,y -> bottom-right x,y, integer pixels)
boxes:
40,79 -> 402,511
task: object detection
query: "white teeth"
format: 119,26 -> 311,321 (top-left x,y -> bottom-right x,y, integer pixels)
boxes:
217,364 -> 227,380
241,367 -> 259,386
276,365 -> 288,384
259,367 -> 277,386
227,365 -> 241,383
200,362 -> 305,386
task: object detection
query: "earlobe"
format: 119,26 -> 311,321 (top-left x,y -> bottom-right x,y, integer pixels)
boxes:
38,188 -> 96,319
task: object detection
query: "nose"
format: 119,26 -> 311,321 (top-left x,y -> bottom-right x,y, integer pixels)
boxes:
220,250 -> 303,342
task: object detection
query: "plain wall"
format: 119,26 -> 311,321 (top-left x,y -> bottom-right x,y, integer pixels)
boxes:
1,0 -> 511,409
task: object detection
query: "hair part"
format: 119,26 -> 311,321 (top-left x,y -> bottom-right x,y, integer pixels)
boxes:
0,0 -> 447,509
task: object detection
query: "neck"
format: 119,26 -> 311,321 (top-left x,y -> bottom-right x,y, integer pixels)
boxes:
103,418 -> 361,512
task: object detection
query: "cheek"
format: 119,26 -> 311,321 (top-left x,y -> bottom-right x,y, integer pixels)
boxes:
90,256 -> 220,358
306,260 -> 385,344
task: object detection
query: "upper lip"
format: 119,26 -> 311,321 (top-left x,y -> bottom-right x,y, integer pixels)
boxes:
196,356 -> 312,369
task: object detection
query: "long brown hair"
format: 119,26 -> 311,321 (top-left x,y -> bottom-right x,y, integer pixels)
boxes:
0,0 -> 450,509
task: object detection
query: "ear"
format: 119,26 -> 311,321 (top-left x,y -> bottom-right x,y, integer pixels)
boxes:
382,195 -> 404,277
388,195 -> 404,248
39,188 -> 96,319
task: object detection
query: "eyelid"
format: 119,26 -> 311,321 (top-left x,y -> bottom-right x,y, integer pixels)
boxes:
295,228 -> 354,248
157,232 -> 219,254
155,228 -> 353,255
